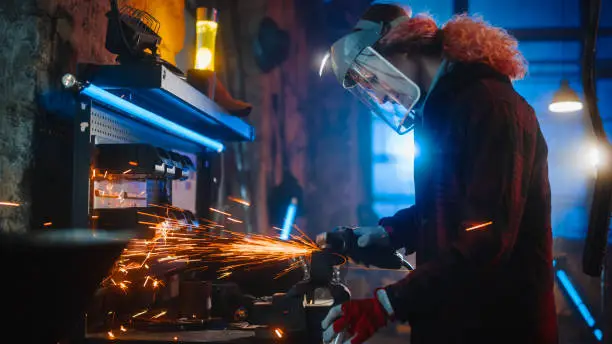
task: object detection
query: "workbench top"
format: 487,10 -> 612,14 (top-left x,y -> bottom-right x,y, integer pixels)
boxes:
87,329 -> 257,343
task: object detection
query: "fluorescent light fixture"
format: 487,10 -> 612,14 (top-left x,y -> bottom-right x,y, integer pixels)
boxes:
280,197 -> 298,240
80,83 -> 225,152
555,269 -> 602,341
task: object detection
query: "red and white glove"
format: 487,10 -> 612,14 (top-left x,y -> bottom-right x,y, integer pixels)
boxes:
321,289 -> 394,344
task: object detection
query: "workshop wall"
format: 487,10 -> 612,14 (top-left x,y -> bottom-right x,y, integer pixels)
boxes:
0,0 -> 39,232
216,0 -> 370,236
0,0 -> 115,232
0,0 -> 366,236
0,0 -> 185,232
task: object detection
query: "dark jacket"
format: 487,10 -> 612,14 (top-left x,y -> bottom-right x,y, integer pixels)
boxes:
379,63 -> 557,343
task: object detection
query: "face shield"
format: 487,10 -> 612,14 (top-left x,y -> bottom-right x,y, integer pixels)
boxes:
326,18 -> 419,135
343,47 -> 420,134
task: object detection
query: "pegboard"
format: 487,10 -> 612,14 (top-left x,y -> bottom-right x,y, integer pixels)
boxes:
89,105 -> 202,153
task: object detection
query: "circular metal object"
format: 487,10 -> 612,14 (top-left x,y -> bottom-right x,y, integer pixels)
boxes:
61,73 -> 77,88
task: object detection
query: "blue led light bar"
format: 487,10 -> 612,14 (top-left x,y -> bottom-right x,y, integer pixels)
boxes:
556,270 -> 596,327
555,268 -> 603,341
594,329 -> 603,341
81,83 -> 225,152
280,198 -> 298,241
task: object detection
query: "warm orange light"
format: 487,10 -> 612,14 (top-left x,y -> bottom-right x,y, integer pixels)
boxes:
107,331 -> 115,339
128,161 -> 139,166
228,196 -> 251,207
132,309 -> 148,318
196,47 -> 213,71
43,222 -> 53,227
209,207 -> 231,216
194,8 -> 218,71
152,310 -> 167,319
274,328 -> 284,338
123,169 -> 132,174
227,217 -> 243,224
120,326 -> 127,332
0,201 -> 20,207
465,221 -> 493,232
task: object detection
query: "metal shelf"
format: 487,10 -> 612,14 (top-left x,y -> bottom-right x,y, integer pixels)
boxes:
77,63 -> 255,142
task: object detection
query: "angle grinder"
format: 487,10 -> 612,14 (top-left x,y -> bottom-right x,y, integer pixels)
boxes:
316,227 -> 414,270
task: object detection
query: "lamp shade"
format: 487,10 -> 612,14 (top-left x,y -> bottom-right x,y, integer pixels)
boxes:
549,79 -> 583,113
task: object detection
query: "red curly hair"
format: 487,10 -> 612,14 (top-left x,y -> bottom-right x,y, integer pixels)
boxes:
379,14 -> 527,80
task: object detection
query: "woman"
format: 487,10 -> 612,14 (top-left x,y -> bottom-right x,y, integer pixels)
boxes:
321,4 -> 556,344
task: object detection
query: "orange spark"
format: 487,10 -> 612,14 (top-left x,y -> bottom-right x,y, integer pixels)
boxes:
228,196 -> 250,207
118,282 -> 128,292
104,170 -> 108,178
151,310 -> 167,319
43,222 -> 52,227
102,204 -> 318,305
218,271 -> 232,279
91,215 -> 99,219
274,328 -> 284,338
120,326 -> 127,332
227,217 -> 243,224
107,331 -> 115,339
465,221 -> 493,232
128,161 -> 139,166
132,309 -> 148,318
209,207 -> 231,216
122,169 -> 132,174
0,202 -> 20,207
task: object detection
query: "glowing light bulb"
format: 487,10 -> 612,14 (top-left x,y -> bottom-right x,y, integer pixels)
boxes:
589,145 -> 602,168
548,101 -> 583,113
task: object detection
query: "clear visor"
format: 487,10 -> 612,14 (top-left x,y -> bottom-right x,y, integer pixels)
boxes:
343,47 -> 421,135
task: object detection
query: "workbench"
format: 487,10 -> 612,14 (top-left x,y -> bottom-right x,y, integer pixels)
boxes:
86,329 -> 261,343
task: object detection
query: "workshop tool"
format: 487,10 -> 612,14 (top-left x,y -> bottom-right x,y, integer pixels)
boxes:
249,252 -> 350,343
317,227 -> 414,270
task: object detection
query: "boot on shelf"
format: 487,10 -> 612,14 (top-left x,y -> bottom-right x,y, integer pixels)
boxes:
187,69 -> 252,118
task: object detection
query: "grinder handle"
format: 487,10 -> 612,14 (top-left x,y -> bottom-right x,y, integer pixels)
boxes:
319,229 -> 408,270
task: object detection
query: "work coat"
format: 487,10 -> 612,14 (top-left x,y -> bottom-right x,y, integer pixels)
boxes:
380,62 -> 557,344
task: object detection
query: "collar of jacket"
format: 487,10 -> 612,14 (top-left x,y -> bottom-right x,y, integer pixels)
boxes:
422,62 -> 511,114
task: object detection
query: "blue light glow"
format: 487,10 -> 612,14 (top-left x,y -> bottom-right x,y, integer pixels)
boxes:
280,198 -> 298,240
556,270 -> 596,327
594,329 -> 603,341
81,84 -> 225,152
